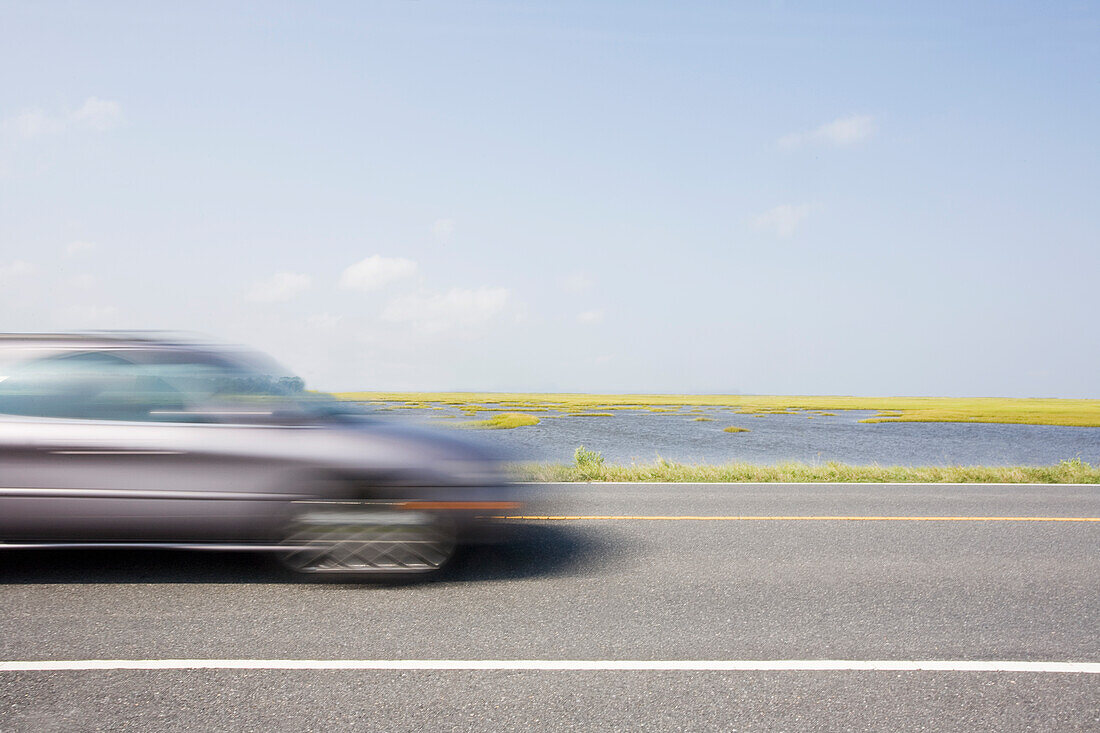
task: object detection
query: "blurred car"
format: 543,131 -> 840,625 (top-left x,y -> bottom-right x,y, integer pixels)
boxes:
0,333 -> 518,579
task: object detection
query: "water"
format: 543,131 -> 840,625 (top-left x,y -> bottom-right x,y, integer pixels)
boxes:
362,405 -> 1100,466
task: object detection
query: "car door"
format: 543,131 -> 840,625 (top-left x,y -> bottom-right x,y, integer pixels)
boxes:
0,349 -> 299,542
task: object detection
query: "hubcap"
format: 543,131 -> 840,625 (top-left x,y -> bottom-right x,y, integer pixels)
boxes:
280,507 -> 456,574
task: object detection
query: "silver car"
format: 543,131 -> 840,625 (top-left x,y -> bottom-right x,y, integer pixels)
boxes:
0,333 -> 518,579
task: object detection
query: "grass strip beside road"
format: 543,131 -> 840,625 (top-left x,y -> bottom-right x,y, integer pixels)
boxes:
512,458 -> 1100,483
334,392 -> 1100,427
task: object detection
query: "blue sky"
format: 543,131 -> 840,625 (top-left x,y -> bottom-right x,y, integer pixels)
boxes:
1,1 -> 1097,396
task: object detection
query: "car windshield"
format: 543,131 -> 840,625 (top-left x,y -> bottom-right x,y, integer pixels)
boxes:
0,347 -> 336,422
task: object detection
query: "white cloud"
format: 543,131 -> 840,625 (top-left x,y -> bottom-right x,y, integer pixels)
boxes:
65,240 -> 96,256
562,272 -> 594,292
305,313 -> 343,333
381,287 -> 512,333
752,203 -> 819,238
0,260 -> 35,282
246,272 -> 313,302
3,97 -> 124,138
778,114 -> 876,150
577,309 -> 604,325
71,97 -> 123,131
66,273 -> 97,289
432,219 -> 455,241
340,255 -> 418,291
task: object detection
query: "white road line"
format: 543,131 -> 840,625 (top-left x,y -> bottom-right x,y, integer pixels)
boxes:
0,660 -> 1097,673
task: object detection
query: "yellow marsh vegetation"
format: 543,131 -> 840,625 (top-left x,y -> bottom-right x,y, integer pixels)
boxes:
459,412 -> 541,429
335,392 -> 1100,427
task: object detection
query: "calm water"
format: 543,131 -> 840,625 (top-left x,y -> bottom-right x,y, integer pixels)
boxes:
363,404 -> 1100,466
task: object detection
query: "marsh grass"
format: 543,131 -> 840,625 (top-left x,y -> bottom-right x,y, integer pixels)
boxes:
468,406 -> 553,413
335,392 -> 1100,427
723,426 -> 750,433
572,445 -> 606,480
515,457 -> 1100,483
459,412 -> 541,429
737,405 -> 803,414
692,417 -> 714,422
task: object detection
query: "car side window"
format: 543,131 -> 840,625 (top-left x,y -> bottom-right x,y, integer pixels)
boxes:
0,351 -> 187,421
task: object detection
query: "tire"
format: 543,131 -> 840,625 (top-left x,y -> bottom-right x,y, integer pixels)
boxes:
278,504 -> 456,580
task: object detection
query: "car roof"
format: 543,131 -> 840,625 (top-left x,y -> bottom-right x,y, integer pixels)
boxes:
0,333 -> 297,380
0,332 -> 215,350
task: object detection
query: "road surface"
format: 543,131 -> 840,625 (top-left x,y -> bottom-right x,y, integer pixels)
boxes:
1,482 -> 1098,730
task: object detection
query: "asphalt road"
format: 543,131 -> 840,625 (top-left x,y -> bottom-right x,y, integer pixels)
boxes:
2,482 -> 1098,731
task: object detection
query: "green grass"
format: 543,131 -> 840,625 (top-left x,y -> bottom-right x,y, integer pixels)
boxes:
334,392 -> 1100,427
692,417 -> 714,422
723,426 -> 750,433
514,455 -> 1100,483
464,406 -> 553,413
571,445 -> 607,480
459,412 -> 541,429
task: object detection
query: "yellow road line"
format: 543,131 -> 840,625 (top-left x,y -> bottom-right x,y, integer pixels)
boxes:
501,515 -> 1100,522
